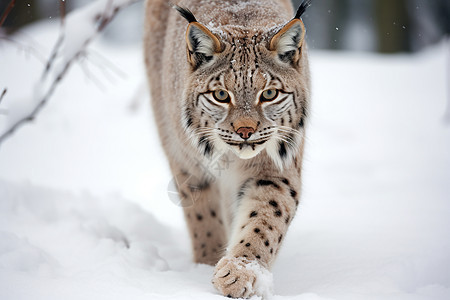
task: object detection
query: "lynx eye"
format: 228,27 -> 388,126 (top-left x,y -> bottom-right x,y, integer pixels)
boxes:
260,89 -> 279,102
212,89 -> 230,103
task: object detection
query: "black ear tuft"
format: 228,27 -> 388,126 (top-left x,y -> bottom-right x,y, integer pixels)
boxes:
294,0 -> 313,20
172,4 -> 197,23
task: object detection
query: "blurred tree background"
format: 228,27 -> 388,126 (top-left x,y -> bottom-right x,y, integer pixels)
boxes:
0,0 -> 449,52
295,0 -> 450,52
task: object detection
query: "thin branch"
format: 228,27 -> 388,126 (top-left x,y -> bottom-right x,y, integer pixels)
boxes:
89,49 -> 127,79
79,54 -> 107,91
0,88 -> 6,105
98,0 -> 114,32
0,61 -> 72,144
84,51 -> 127,85
0,0 -> 141,146
0,37 -> 47,63
0,0 -> 16,28
41,34 -> 64,80
41,0 -> 67,81
60,0 -> 66,27
444,35 -> 450,124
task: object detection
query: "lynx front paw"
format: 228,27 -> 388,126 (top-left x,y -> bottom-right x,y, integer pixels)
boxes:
212,256 -> 273,299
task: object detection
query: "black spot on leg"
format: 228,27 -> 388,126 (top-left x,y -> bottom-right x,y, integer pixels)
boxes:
270,248 -> 273,254
269,200 -> 278,208
278,234 -> 283,243
268,225 -> 273,231
254,228 -> 260,233
207,232 -> 212,237
202,251 -> 206,257
194,233 -> 198,238
240,240 -> 244,244
290,189 -> 297,199
275,210 -> 282,217
256,255 -> 261,259
245,243 -> 251,247
201,243 -> 206,248
250,211 -> 258,218
285,216 -> 290,224
257,180 -> 280,189
196,214 -> 203,221
265,240 -> 270,247
210,210 -> 216,217
281,178 -> 289,185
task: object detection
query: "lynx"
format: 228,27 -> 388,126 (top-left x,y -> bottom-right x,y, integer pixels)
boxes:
144,0 -> 312,297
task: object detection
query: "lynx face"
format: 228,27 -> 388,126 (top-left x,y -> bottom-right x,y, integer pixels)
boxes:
180,13 -> 309,169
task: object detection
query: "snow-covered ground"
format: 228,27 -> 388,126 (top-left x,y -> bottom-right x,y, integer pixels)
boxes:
0,18 -> 449,300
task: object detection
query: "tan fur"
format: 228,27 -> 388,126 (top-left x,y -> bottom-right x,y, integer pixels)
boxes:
144,0 -> 311,297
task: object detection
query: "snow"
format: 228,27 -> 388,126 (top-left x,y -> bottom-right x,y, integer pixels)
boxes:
245,260 -> 274,298
0,0 -> 139,141
1,15 -> 450,300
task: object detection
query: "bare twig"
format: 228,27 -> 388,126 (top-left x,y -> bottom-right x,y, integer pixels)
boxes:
444,35 -> 450,124
41,1 -> 67,80
0,37 -> 46,63
84,50 -> 127,85
60,0 -> 67,27
0,88 -> 6,105
89,50 -> 127,79
41,34 -> 65,81
0,0 -> 16,28
0,0 -> 141,146
0,62 -> 72,143
79,54 -> 107,91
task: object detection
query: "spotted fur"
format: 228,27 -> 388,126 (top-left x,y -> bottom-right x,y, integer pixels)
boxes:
145,0 -> 311,298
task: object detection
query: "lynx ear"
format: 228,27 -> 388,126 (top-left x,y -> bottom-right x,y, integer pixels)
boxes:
269,0 -> 311,64
174,5 -> 222,69
269,19 -> 305,64
186,22 -> 222,67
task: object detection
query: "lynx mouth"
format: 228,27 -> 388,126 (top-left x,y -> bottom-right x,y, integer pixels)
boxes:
225,140 -> 268,159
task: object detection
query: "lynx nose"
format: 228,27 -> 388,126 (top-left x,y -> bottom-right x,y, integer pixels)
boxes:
236,127 -> 255,140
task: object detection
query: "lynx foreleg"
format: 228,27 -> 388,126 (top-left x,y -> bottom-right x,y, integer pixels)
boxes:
213,177 -> 300,298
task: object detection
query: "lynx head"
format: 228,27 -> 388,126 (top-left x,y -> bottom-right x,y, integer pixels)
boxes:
176,1 -> 312,170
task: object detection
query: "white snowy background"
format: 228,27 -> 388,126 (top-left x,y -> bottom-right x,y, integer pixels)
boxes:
0,2 -> 449,300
